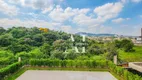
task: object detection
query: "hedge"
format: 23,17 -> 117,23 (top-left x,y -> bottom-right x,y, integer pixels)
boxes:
0,62 -> 23,79
29,59 -> 142,80
29,59 -> 108,68
0,59 -> 142,80
108,61 -> 142,80
0,57 -> 16,65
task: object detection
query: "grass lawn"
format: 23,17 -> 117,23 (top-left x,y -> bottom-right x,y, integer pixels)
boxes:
4,66 -> 123,80
119,46 -> 142,62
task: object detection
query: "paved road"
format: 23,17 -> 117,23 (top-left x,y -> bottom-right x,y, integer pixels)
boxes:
16,70 -> 117,80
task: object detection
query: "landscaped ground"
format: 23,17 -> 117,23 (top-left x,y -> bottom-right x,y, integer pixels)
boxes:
119,46 -> 142,62
16,70 -> 117,80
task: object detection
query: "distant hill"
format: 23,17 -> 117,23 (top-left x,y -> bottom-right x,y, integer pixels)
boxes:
76,32 -> 117,37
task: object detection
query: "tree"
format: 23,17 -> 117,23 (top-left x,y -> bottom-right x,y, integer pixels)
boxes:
123,41 -> 134,52
43,32 -> 59,45
15,52 -> 31,60
10,27 -> 27,38
29,48 -> 45,58
121,39 -> 134,52
106,43 -> 118,61
40,43 -> 51,57
87,44 -> 104,55
50,50 -> 64,60
114,40 -> 121,48
8,44 -> 31,54
0,50 -> 14,58
39,28 -> 49,33
114,39 -> 134,52
0,50 -> 14,65
52,40 -> 68,51
32,34 -> 44,46
63,49 -> 79,59
0,34 -> 13,47
0,27 -> 6,35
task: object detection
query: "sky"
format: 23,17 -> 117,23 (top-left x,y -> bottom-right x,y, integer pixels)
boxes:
0,0 -> 142,36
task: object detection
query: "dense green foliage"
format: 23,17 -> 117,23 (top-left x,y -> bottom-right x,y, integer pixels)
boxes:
0,27 -> 142,80
29,59 -> 107,68
1,60 -> 142,80
1,26 -> 142,63
0,27 -> 139,62
108,61 -> 142,80
114,39 -> 134,52
0,62 -> 23,79
0,27 -> 108,61
119,46 -> 142,62
0,50 -> 15,65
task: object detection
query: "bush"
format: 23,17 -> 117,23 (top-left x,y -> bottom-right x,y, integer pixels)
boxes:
15,52 -> 31,60
108,61 -> 142,80
0,62 -> 23,79
115,39 -> 134,52
0,57 -> 15,65
29,59 -> 108,68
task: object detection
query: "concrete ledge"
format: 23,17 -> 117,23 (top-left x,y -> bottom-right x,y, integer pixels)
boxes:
16,70 -> 117,80
129,62 -> 142,72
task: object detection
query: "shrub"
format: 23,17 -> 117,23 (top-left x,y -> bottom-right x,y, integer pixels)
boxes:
29,59 -> 108,68
108,61 -> 142,80
0,62 -> 23,79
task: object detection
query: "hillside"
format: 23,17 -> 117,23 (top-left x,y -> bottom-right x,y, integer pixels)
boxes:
0,27 -> 142,64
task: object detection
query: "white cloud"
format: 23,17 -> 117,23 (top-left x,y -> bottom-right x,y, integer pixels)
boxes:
131,0 -> 141,3
112,18 -> 130,23
139,15 -> 142,18
8,0 -> 20,4
73,2 -> 123,33
1,1 -> 130,35
0,18 -> 60,30
8,0 -> 63,11
121,0 -> 127,3
95,25 -> 112,33
126,18 -> 130,20
112,18 -> 124,23
60,25 -> 75,33
0,0 -> 19,16
73,14 -> 100,27
49,5 -> 90,22
94,2 -> 123,21
22,0 -> 52,9
42,6 -> 54,14
120,0 -> 141,3
0,18 -> 78,33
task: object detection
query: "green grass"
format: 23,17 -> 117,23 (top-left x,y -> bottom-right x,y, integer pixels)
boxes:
5,66 -> 119,80
119,46 -> 142,62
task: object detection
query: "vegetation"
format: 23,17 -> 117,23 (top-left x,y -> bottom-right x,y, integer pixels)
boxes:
0,27 -> 142,79
0,62 -> 23,79
0,27 -> 108,61
114,39 -> 134,52
119,46 -> 142,62
29,59 -> 107,68
1,60 -> 142,80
